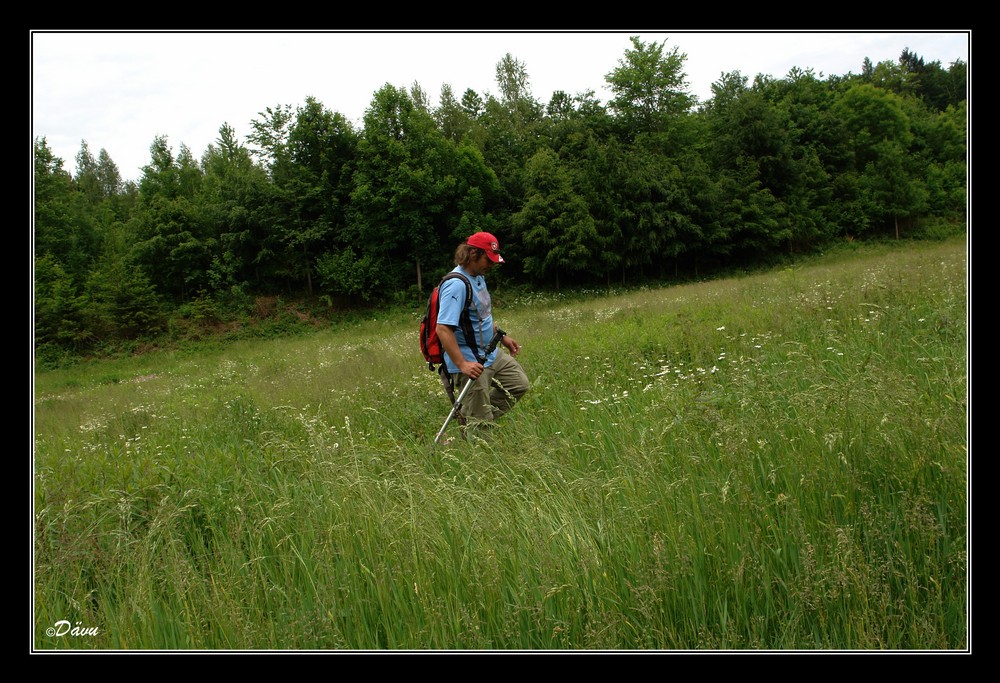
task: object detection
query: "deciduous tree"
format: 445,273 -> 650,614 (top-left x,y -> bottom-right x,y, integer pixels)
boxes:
512,147 -> 599,288
606,36 -> 694,146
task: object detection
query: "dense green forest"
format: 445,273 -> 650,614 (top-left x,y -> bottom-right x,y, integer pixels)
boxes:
33,38 -> 967,365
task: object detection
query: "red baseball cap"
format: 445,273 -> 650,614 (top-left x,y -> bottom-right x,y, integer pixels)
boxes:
466,232 -> 505,263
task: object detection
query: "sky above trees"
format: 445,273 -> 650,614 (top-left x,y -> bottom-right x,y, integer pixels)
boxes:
31,30 -> 970,183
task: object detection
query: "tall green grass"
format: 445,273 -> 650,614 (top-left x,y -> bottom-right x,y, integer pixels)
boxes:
33,237 -> 968,650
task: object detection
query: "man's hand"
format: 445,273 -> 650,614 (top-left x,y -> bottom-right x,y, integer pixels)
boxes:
502,334 -> 522,356
437,323 -> 485,378
459,359 -> 485,379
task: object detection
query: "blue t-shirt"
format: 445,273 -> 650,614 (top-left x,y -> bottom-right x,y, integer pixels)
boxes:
436,266 -> 497,373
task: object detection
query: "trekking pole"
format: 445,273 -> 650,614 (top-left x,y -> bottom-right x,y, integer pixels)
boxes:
434,328 -> 505,445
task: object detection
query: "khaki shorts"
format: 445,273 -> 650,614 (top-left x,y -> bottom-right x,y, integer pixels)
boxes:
451,352 -> 529,428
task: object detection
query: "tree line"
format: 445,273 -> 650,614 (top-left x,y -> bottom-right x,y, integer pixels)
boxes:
33,38 -> 967,360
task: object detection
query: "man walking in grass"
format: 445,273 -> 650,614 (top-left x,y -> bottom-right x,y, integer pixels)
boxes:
436,232 -> 529,438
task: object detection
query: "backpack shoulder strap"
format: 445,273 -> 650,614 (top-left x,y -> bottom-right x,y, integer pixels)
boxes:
440,272 -> 472,303
439,272 -> 479,360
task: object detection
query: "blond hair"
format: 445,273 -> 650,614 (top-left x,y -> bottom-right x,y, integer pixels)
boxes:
454,243 -> 486,268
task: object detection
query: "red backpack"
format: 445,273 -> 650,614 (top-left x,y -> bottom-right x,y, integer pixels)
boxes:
420,272 -> 479,371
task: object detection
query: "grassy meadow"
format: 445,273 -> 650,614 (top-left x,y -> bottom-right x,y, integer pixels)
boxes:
32,236 -> 968,651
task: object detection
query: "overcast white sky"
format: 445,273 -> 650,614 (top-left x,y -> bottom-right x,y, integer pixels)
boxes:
31,30 -> 970,184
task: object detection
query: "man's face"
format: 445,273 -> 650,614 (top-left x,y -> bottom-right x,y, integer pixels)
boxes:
472,251 -> 495,276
